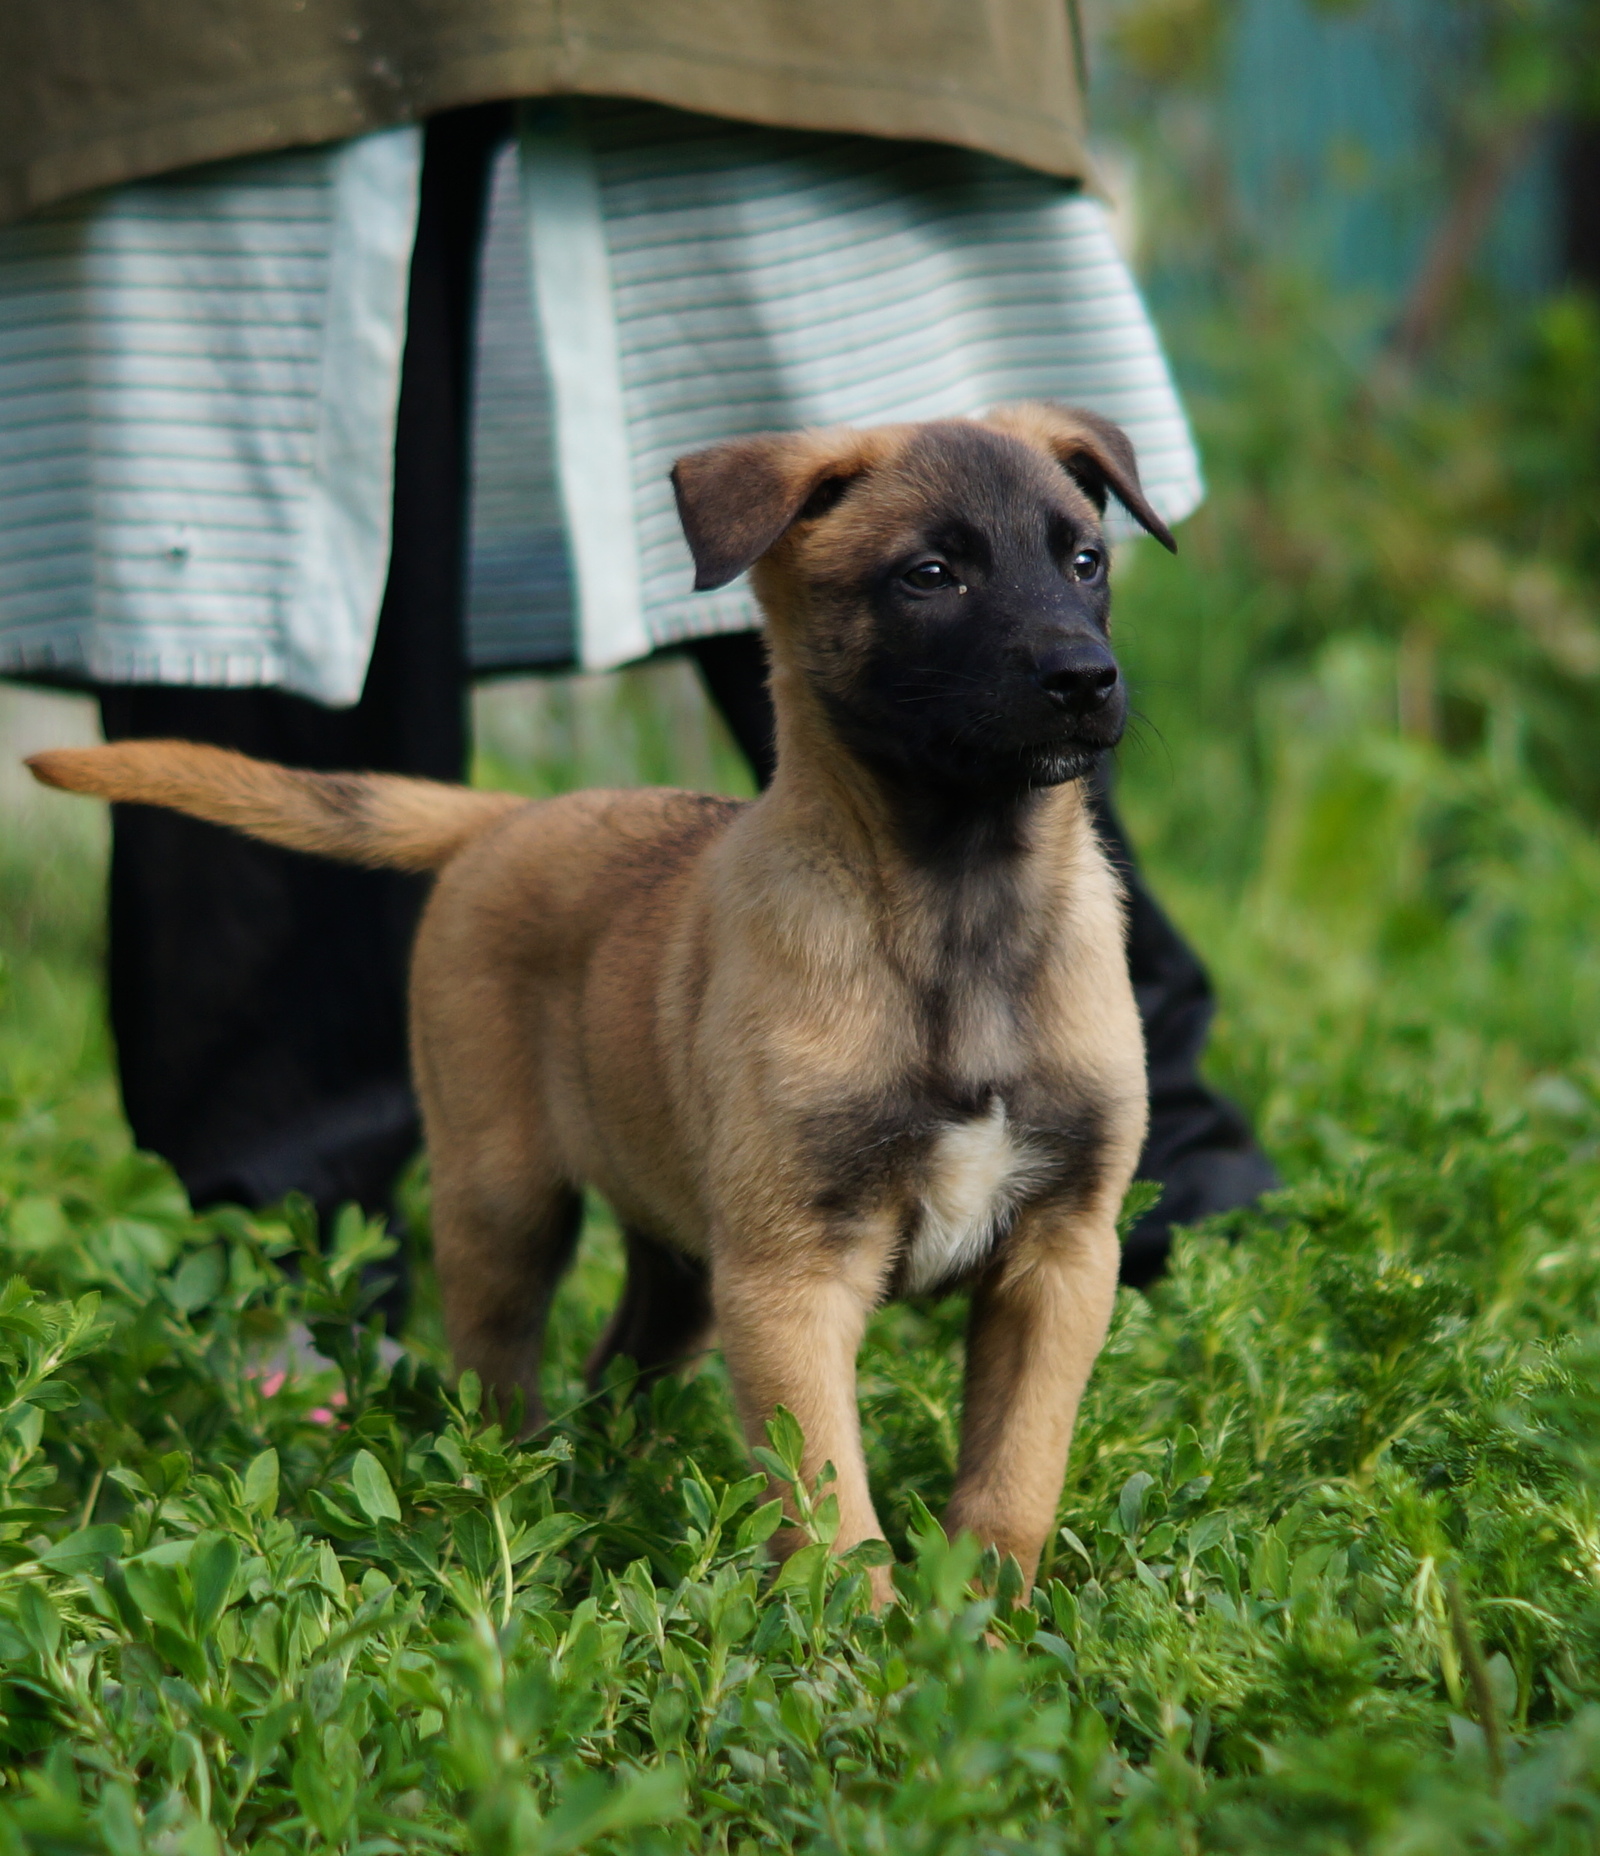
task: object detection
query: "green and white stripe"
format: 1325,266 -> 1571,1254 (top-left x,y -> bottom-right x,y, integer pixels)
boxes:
0,131 -> 420,703
0,101 -> 1201,703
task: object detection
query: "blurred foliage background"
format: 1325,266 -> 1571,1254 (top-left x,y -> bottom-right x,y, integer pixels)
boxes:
1087,0 -> 1600,1152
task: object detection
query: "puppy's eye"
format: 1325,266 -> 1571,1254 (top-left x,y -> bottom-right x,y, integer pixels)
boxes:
1070,549 -> 1103,582
902,560 -> 963,594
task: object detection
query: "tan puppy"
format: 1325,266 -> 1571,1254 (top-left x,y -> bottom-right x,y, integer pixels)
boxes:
30,403 -> 1173,1597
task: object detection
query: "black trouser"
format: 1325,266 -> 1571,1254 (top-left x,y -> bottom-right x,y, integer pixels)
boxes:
100,104 -> 1273,1284
99,105 -> 503,1223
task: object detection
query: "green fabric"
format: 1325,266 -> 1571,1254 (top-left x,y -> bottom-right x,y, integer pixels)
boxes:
0,0 -> 1090,225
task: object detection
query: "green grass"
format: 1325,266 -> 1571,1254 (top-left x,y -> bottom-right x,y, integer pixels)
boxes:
3,1007 -> 1600,1851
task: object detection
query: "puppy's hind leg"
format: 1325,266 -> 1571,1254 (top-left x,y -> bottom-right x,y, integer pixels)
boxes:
430,1154 -> 583,1431
584,1229 -> 714,1393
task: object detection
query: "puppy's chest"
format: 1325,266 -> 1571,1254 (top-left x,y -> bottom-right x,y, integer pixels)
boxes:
802,944 -> 1102,1292
901,1093 -> 1051,1294
804,1071 -> 1099,1295
896,976 -> 1060,1292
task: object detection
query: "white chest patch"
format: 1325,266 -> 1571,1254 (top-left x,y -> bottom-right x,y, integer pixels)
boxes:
902,1096 -> 1047,1295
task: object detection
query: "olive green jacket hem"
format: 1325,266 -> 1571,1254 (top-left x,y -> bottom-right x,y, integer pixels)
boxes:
0,2 -> 1091,223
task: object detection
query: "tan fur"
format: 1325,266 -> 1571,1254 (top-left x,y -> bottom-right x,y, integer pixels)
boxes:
29,403 -> 1159,1602
27,741 -> 521,872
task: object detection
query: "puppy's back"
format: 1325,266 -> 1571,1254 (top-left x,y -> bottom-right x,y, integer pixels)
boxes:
421,783 -> 747,965
408,783 -> 749,1236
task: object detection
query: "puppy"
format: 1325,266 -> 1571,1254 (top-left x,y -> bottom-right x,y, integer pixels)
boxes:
30,402 -> 1172,1597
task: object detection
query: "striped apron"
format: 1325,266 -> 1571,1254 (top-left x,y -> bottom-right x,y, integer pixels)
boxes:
0,100 -> 1201,706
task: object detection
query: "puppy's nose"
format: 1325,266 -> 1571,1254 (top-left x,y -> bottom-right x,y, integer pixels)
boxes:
1035,642 -> 1119,712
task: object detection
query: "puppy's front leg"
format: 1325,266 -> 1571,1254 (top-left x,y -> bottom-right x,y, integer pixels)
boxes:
945,1205 -> 1121,1590
714,1235 -> 894,1602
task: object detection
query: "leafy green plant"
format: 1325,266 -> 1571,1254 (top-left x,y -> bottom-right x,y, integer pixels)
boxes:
0,1057 -> 1597,1851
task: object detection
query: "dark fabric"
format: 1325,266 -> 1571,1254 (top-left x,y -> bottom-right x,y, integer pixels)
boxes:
1087,771 -> 1278,1286
1563,120 -> 1600,289
97,103 -> 505,1225
683,632 -> 777,787
683,636 -> 1277,1287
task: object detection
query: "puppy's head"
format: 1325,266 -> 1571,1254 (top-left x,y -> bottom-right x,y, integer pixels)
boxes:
672,404 -> 1175,793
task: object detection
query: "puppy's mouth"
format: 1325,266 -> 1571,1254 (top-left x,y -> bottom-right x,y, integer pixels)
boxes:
990,699 -> 1128,784
926,716 -> 1120,791
822,663 -> 1126,793
1020,743 -> 1107,786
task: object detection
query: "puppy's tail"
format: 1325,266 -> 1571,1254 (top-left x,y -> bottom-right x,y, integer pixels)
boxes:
26,741 -> 524,873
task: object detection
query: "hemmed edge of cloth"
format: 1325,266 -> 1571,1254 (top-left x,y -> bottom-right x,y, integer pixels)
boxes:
0,634 -> 314,697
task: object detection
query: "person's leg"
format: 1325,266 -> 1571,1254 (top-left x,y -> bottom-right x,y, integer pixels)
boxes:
684,631 -> 1276,1286
99,685 -> 434,1218
684,632 -> 777,787
98,103 -> 508,1229
1086,770 -> 1278,1285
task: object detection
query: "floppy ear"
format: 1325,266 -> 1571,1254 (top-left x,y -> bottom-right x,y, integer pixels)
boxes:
985,402 -> 1178,553
671,428 -> 872,590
